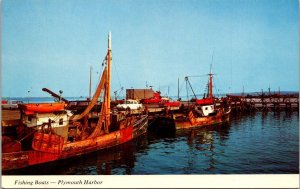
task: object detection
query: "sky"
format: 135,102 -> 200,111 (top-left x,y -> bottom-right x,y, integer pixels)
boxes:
2,0 -> 299,98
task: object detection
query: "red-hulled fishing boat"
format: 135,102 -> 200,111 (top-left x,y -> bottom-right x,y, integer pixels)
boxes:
2,33 -> 148,171
141,91 -> 181,108
173,67 -> 231,129
141,91 -> 162,104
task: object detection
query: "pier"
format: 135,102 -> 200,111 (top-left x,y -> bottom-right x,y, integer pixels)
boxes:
227,93 -> 299,112
1,93 -> 298,128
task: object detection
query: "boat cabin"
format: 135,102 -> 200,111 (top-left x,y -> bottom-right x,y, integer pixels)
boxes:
195,104 -> 215,116
22,111 -> 72,142
23,112 -> 69,128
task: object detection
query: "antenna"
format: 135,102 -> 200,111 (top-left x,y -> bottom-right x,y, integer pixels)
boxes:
108,32 -> 111,50
210,49 -> 214,74
178,78 -> 179,100
89,65 -> 92,100
208,63 -> 213,99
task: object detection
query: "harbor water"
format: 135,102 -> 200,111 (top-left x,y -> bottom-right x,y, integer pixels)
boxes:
4,110 -> 298,175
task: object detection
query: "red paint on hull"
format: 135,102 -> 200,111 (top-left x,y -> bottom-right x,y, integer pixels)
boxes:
196,98 -> 213,105
2,116 -> 148,171
164,101 -> 181,107
120,126 -> 133,143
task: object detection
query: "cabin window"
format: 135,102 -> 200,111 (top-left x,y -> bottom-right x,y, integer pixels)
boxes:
59,118 -> 63,125
28,117 -> 32,122
205,107 -> 208,110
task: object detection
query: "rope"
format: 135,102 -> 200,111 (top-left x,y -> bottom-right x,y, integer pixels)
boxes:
133,115 -> 148,126
213,74 -> 224,98
112,58 -> 123,90
18,128 -> 37,142
71,68 -> 107,121
148,119 -> 156,127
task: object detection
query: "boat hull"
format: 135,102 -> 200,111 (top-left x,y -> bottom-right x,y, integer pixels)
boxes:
174,110 -> 230,129
164,101 -> 181,107
2,115 -> 148,171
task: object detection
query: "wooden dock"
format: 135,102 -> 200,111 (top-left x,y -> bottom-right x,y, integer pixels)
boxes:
227,94 -> 299,112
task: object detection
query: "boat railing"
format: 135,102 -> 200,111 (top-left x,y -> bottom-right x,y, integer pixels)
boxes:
133,115 -> 148,127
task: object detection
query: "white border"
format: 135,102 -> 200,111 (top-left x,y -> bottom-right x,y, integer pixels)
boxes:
1,174 -> 299,188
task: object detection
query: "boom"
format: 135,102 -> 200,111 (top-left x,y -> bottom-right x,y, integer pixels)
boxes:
42,88 -> 69,103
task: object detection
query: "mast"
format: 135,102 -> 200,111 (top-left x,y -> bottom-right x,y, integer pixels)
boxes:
177,77 -> 179,100
105,32 -> 112,132
208,64 -> 213,99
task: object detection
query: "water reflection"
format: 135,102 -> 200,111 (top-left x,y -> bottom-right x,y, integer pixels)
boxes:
3,111 -> 299,175
180,123 -> 231,172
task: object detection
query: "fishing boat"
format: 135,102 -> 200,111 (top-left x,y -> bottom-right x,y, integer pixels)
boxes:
141,91 -> 162,104
173,67 -> 231,129
141,91 -> 181,108
163,100 -> 181,107
2,33 -> 148,171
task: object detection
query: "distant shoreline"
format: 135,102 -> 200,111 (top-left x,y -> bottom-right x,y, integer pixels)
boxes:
2,91 -> 299,100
